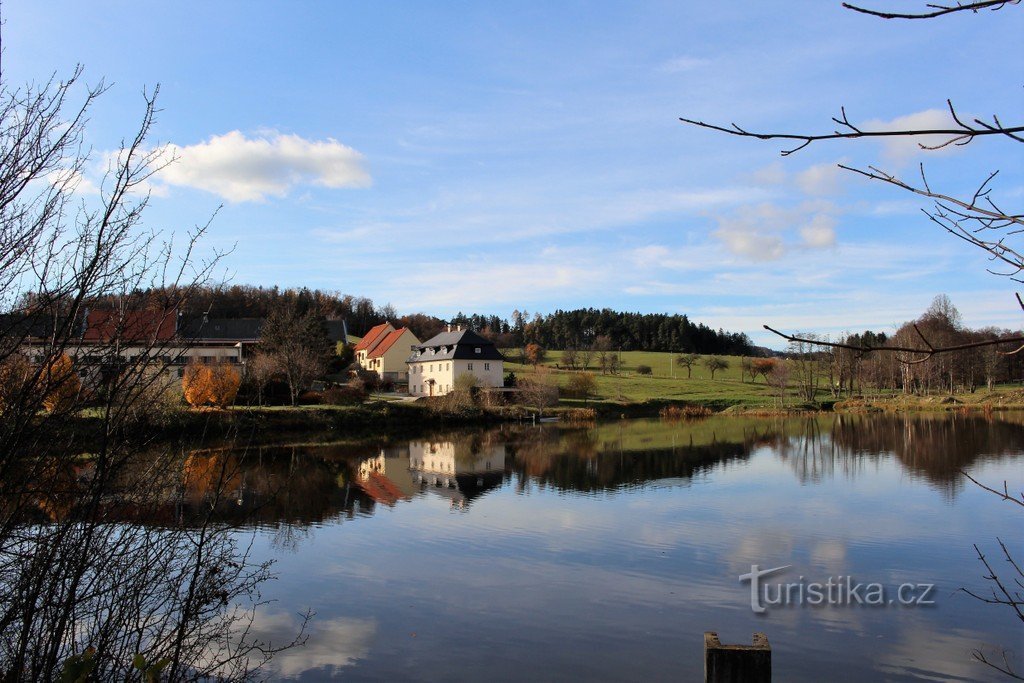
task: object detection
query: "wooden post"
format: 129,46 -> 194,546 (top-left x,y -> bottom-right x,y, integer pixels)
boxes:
704,632 -> 771,683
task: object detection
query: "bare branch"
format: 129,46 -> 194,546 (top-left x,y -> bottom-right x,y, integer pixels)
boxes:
843,0 -> 1019,20
763,323 -> 1024,362
680,105 -> 1023,156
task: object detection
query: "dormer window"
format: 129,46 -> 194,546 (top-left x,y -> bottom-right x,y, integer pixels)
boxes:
475,347 -> 481,354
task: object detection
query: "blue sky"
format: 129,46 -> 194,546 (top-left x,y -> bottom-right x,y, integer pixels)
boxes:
7,1 -> 1023,346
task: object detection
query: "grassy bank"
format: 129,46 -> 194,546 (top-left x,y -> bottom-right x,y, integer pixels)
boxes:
506,349 -> 1024,415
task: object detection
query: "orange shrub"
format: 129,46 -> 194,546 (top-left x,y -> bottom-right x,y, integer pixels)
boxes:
183,362 -> 241,408
43,354 -> 81,413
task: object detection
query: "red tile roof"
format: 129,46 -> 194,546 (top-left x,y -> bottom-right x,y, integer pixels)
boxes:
83,309 -> 178,341
353,323 -> 392,352
367,327 -> 410,359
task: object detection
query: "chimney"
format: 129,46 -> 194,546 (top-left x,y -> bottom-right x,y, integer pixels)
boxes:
446,324 -> 451,332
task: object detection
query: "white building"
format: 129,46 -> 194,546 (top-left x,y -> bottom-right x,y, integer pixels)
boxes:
407,327 -> 505,397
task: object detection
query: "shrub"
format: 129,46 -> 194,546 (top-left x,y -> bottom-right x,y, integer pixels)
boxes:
182,362 -> 241,408
43,354 -> 81,413
659,404 -> 712,420
636,364 -> 653,376
561,407 -> 597,423
565,372 -> 597,400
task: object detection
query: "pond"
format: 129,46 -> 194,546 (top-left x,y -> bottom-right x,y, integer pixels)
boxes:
199,414 -> 1023,681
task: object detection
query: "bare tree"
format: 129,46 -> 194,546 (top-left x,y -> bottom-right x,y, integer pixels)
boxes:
0,60 -> 303,678
256,302 -> 331,405
768,361 -> 791,407
703,356 -> 729,380
517,367 -> 559,417
676,353 -> 699,378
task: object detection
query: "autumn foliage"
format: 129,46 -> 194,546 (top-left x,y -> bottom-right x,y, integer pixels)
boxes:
42,354 -> 81,413
182,362 -> 241,408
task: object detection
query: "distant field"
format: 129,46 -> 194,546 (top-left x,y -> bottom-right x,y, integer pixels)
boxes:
503,350 -> 780,407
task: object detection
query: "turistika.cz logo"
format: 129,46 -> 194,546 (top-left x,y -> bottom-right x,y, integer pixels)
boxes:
739,564 -> 936,614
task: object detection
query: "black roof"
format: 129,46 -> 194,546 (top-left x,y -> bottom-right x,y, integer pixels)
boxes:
178,317 -> 263,341
408,329 -> 504,362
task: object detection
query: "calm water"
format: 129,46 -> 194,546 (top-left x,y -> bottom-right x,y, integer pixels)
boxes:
200,414 -> 1023,681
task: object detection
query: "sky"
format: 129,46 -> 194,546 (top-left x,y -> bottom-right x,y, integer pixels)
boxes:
5,1 -> 1023,347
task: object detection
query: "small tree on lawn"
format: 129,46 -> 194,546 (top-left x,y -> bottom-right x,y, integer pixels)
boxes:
768,361 -> 791,408
740,357 -> 754,383
525,343 -> 546,368
567,372 -> 597,403
676,353 -> 699,378
704,356 -> 729,380
182,362 -> 211,408
752,358 -> 778,383
518,367 -> 558,417
208,363 -> 241,408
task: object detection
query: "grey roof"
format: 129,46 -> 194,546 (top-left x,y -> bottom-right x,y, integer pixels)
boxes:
178,317 -> 263,341
0,313 -> 56,340
408,329 -> 505,363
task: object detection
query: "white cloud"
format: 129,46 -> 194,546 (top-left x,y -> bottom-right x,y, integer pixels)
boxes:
711,201 -> 838,260
714,223 -> 785,260
156,130 -> 371,202
795,161 -> 845,196
864,109 -> 964,163
46,168 -> 100,196
658,56 -> 710,73
799,213 -> 836,248
250,612 -> 377,678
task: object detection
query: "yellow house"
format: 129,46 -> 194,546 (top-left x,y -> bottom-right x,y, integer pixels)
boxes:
354,322 -> 419,382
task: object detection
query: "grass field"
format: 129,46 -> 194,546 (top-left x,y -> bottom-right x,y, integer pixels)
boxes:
504,350 -> 780,408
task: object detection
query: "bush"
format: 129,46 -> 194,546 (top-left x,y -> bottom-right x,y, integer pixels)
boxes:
182,362 -> 241,408
636,364 -> 653,376
561,407 -> 597,423
659,404 -> 712,420
565,372 -> 597,400
323,380 -> 368,405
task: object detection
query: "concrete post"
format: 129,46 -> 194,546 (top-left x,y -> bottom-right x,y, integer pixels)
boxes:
704,632 -> 771,683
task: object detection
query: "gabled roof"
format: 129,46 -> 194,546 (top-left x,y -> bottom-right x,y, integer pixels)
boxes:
408,328 -> 505,362
367,327 -> 415,359
354,322 -> 393,352
178,317 -> 263,341
83,309 -> 178,342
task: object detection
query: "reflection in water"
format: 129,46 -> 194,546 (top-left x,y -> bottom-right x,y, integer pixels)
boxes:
49,413 -> 1016,531
356,439 -> 507,510
30,414 -> 1019,680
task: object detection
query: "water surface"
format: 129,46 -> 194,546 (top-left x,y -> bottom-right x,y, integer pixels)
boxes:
205,414 -> 1023,681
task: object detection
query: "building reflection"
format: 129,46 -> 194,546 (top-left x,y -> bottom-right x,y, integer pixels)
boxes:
356,439 -> 507,510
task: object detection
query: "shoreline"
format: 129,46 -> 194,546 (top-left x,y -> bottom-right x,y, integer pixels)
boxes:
60,393 -> 1024,450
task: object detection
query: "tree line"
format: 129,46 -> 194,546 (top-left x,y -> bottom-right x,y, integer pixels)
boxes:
28,285 -> 754,357
772,295 -> 1024,399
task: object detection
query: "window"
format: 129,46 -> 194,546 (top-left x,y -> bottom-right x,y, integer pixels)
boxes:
475,347 -> 481,354
484,363 -> 490,370
468,363 -> 473,371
